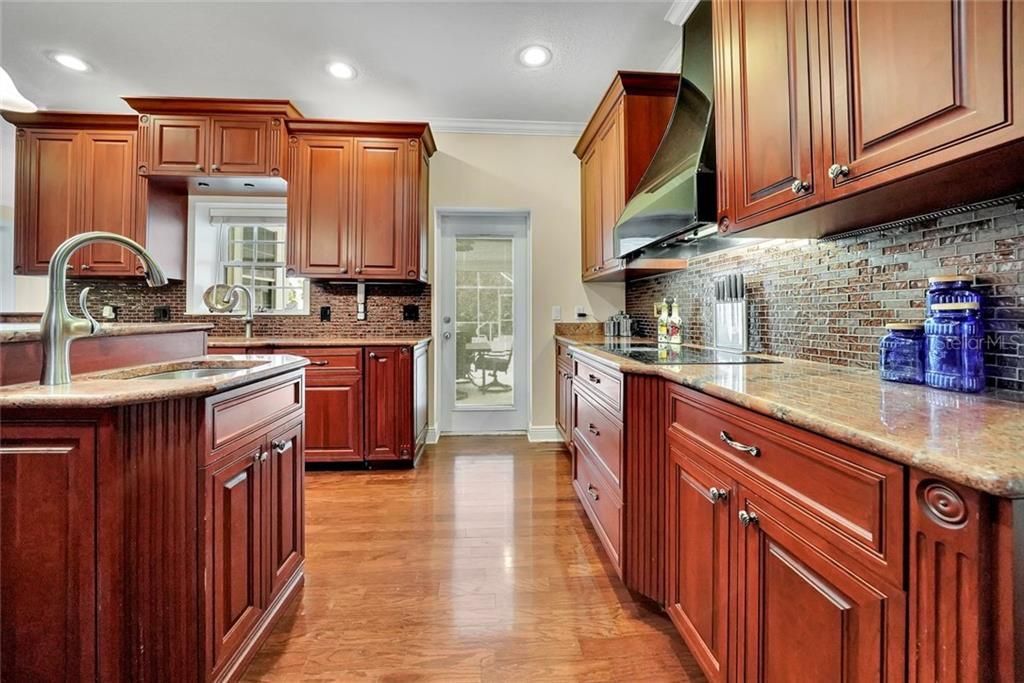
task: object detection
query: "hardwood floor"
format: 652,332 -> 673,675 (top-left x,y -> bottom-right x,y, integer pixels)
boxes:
242,436 -> 705,682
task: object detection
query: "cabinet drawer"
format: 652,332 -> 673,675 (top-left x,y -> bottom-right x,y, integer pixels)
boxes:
276,347 -> 362,373
668,385 -> 904,581
572,386 -> 622,487
207,372 -> 304,458
573,355 -> 622,416
574,445 -> 623,571
556,340 -> 574,370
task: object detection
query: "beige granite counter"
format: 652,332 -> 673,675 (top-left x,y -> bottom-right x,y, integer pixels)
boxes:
556,334 -> 1024,498
0,354 -> 308,409
0,322 -> 214,344
207,336 -> 432,348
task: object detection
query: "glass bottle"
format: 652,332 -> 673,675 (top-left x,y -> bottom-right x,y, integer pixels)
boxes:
668,301 -> 683,344
879,323 -> 925,385
925,302 -> 985,393
926,275 -> 981,315
657,298 -> 669,343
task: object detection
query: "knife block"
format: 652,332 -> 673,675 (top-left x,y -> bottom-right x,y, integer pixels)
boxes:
714,300 -> 748,352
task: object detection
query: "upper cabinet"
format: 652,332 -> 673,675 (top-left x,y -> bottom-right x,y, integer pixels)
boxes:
574,72 -> 679,282
124,98 -> 302,178
715,0 -> 1024,238
2,112 -> 183,279
285,121 -> 435,282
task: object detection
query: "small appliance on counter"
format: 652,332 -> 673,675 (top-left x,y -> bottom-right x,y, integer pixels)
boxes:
713,274 -> 747,352
603,311 -> 634,339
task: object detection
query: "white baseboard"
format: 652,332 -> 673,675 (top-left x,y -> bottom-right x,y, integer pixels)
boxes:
425,426 -> 440,444
527,425 -> 562,442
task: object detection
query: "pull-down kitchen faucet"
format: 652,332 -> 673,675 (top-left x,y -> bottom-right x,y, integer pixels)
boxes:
40,232 -> 169,386
203,284 -> 255,338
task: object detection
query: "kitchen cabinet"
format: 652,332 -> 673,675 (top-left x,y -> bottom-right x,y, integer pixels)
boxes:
554,340 -> 574,447
2,111 -> 188,279
124,98 -> 302,178
1,368 -> 305,682
285,121 -> 435,281
574,72 -> 678,282
305,370 -> 364,462
715,0 -> 1024,237
365,346 -> 411,461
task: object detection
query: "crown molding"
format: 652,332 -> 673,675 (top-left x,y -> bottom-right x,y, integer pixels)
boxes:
665,0 -> 700,26
429,117 -> 584,137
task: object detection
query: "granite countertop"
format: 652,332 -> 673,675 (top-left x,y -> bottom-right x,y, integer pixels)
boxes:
556,334 -> 1024,498
0,354 -> 308,409
0,322 -> 215,344
207,336 -> 432,348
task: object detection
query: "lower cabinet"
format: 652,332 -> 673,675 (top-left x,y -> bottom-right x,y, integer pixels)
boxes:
555,361 -> 573,446
305,368 -> 364,462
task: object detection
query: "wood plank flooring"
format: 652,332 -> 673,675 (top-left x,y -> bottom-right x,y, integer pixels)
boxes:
242,436 -> 705,682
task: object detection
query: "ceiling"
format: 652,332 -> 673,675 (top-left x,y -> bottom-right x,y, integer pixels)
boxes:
0,1 -> 681,132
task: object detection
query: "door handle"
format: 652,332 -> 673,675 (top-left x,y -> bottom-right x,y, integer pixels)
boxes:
443,331 -> 451,340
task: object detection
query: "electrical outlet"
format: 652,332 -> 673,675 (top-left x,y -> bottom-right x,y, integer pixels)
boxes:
153,305 -> 170,322
320,306 -> 332,322
551,305 -> 561,321
403,304 -> 420,321
575,305 -> 587,319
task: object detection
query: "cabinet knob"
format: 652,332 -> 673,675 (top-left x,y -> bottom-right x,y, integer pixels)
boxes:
586,483 -> 599,501
196,164 -> 204,172
272,439 -> 292,454
709,487 -> 729,503
339,266 -> 348,273
211,164 -> 219,172
790,179 -> 811,194
80,264 -> 91,270
738,510 -> 759,528
368,351 -> 376,359
827,163 -> 850,180
355,267 -> 363,274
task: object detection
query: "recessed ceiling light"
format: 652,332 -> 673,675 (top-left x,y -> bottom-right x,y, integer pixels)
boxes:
50,52 -> 90,72
327,62 -> 357,80
518,45 -> 552,68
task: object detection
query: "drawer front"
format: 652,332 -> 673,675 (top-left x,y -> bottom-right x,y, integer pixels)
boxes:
208,373 -> 304,457
573,355 -> 623,415
668,385 -> 903,580
574,445 -> 623,570
572,386 -> 622,487
556,340 -> 574,370
276,347 -> 362,373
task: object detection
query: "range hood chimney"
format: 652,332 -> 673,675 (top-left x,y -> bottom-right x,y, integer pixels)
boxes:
613,0 -> 737,262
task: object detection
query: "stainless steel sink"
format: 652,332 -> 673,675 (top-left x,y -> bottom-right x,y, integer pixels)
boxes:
133,367 -> 245,380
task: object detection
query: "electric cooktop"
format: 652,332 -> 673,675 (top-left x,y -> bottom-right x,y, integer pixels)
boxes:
594,343 -> 781,366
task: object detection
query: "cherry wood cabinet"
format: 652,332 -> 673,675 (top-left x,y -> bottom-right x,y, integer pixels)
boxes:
305,370 -> 364,462
264,421 -> 304,609
716,0 -> 1024,238
364,346 -> 410,461
125,98 -> 300,178
285,121 -> 435,281
2,111 -> 188,279
555,340 -> 574,447
574,72 -> 678,281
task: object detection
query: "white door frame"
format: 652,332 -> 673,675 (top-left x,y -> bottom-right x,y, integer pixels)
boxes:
435,208 -> 531,434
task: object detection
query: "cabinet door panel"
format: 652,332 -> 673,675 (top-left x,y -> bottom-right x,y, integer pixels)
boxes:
150,115 -> 208,174
265,421 -> 304,605
354,139 -> 406,279
1,424 -> 97,681
17,130 -> 79,274
305,371 -> 363,462
728,0 -> 821,224
364,347 -> 409,460
211,118 -> 269,175
206,440 -> 263,675
293,136 -> 354,276
667,442 -> 731,683
78,131 -> 139,275
581,145 -> 602,277
737,491 -> 905,683
825,0 -> 1018,197
597,110 -> 623,267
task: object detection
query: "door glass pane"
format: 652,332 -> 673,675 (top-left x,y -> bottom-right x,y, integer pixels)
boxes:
454,237 -> 514,407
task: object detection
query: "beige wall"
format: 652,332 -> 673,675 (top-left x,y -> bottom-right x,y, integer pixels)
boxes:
429,132 -> 624,433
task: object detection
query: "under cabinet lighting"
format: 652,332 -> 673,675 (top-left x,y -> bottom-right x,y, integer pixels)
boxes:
327,62 -> 357,80
50,52 -> 90,72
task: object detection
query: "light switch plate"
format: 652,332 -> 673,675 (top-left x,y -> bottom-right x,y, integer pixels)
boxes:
551,305 -> 561,321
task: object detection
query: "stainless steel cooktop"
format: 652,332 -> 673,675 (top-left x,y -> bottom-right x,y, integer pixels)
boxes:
594,343 -> 780,366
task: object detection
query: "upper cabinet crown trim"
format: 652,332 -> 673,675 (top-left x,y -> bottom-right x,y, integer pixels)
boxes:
574,71 -> 680,158
123,96 -> 304,119
286,120 -> 436,157
1,111 -> 138,130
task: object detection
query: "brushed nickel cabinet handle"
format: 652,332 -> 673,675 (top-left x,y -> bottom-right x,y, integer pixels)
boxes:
709,487 -> 728,503
790,179 -> 810,194
587,423 -> 600,436
720,431 -> 760,457
738,510 -> 759,527
272,439 -> 292,454
587,374 -> 600,384
587,484 -> 599,501
828,163 -> 850,180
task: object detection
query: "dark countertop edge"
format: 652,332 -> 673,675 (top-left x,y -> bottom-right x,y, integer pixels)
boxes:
559,336 -> 1024,499
207,336 -> 433,348
0,322 -> 216,344
0,354 -> 310,410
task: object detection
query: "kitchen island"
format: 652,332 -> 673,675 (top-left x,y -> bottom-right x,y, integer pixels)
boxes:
556,334 -> 1024,683
0,349 -> 308,682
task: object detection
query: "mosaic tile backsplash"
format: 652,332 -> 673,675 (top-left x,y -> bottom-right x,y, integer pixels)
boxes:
626,198 -> 1024,393
63,280 -> 432,339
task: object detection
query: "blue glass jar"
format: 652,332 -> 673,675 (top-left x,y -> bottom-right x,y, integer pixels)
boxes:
925,302 -> 985,393
879,323 -> 925,384
926,275 -> 981,315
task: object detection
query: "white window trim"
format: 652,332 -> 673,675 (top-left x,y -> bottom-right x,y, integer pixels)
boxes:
186,196 -> 310,316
